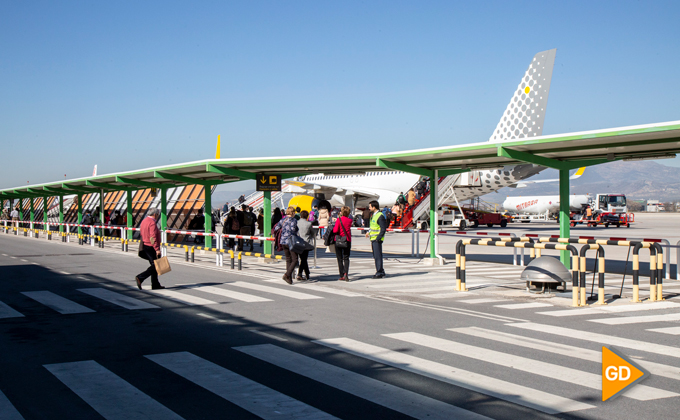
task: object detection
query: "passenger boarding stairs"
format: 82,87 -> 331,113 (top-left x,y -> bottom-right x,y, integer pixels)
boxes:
241,190 -> 286,211
398,174 -> 464,228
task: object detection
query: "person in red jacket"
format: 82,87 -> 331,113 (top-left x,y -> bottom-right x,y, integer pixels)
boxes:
135,208 -> 165,290
332,206 -> 353,281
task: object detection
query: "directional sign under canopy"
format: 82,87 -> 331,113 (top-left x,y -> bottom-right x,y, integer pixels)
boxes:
256,173 -> 281,192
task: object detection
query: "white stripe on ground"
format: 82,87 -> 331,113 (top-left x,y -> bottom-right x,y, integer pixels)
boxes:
21,291 -> 95,314
647,326 -> 680,335
538,301 -> 680,317
149,289 -> 218,306
385,332 -> 676,401
494,302 -> 553,309
235,344 -> 491,420
77,288 -> 160,310
393,286 -> 457,293
289,283 -> 364,297
0,301 -> 25,319
146,351 -> 337,420
508,322 -> 680,358
422,293 -> 475,299
449,326 -> 680,382
229,281 -> 323,300
314,337 -> 593,414
249,330 -> 288,341
459,298 -> 504,304
590,313 -> 680,325
193,286 -> 272,302
44,360 -> 184,420
0,390 -> 24,420
369,280 -> 453,289
262,280 -> 364,297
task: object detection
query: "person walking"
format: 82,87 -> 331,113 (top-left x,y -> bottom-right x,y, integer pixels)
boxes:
318,205 -> 330,238
135,208 -> 165,290
296,210 -> 314,280
273,206 -> 299,284
365,200 -> 387,278
272,207 -> 283,227
332,206 -> 352,281
10,207 -> 19,228
407,189 -> 416,207
223,207 -> 240,250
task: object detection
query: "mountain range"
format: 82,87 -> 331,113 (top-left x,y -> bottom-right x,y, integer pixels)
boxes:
491,160 -> 680,203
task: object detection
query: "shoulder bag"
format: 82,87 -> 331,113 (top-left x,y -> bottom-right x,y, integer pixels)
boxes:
335,218 -> 350,249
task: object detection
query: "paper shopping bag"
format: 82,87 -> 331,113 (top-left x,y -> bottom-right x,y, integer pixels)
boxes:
154,256 -> 172,275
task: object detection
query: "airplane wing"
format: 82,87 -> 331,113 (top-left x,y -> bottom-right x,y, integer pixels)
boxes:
284,180 -> 380,200
509,167 -> 585,188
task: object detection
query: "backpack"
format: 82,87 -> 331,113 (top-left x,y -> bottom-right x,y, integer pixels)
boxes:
231,217 -> 240,231
243,211 -> 253,226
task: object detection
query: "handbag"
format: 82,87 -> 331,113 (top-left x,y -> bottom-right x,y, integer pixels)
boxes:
335,218 -> 350,249
137,239 -> 145,259
154,256 -> 172,275
288,234 -> 307,254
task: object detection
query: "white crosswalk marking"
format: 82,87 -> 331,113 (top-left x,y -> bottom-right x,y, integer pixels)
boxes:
394,286 -> 457,293
647,326 -> 680,335
21,291 -> 95,314
0,301 -> 24,319
449,326 -> 680,382
149,289 -> 218,306
538,301 -> 680,317
314,337 -> 594,414
263,280 -> 364,297
0,390 -> 24,420
235,344 -> 491,420
44,360 -> 184,420
193,285 -> 272,302
422,292 -> 474,299
495,302 -> 553,309
509,322 -> 680,358
459,298 -> 504,304
146,352 -> 337,420
368,280 -> 452,289
77,288 -> 160,310
230,281 -> 323,300
590,312 -> 680,325
385,332 -> 677,401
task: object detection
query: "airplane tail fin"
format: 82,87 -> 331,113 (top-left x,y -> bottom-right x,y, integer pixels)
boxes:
489,49 -> 556,142
216,135 -> 221,159
92,165 -> 97,176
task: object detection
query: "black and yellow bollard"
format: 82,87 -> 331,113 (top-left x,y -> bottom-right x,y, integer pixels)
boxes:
190,246 -> 195,263
238,251 -> 242,271
184,245 -> 189,262
655,243 -> 664,301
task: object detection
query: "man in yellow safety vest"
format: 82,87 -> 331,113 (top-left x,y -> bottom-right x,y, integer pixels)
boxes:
365,200 -> 387,278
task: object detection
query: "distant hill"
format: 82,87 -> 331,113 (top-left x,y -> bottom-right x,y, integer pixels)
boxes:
488,160 -> 680,203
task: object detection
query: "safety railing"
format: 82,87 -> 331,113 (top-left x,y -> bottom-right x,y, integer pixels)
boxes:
456,238 -> 580,304
539,237 -> 666,303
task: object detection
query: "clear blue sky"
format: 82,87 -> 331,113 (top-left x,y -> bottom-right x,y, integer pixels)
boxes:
2,1 -> 679,191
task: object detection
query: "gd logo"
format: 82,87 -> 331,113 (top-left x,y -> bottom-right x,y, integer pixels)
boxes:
602,346 -> 649,401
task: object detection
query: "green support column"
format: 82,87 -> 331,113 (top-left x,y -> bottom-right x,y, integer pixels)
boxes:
29,198 -> 35,230
429,172 -> 438,259
160,188 -> 167,231
59,196 -> 64,233
263,191 -> 272,254
43,197 -> 48,230
99,190 -> 105,237
204,186 -> 212,248
77,195 -> 83,235
559,168 -> 571,269
18,199 -> 23,227
126,190 -> 133,239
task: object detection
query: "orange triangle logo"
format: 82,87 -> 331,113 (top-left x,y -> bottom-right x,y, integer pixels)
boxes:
602,346 -> 649,401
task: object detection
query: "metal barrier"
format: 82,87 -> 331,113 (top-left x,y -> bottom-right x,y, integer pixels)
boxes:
579,245 -> 605,306
454,238 -> 575,293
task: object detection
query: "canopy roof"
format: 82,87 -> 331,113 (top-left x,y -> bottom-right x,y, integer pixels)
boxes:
3,120 -> 680,199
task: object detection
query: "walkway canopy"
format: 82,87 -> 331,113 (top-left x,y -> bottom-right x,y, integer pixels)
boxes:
2,120 -> 680,260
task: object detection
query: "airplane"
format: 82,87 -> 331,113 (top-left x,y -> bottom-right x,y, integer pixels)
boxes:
503,194 -> 590,215
285,48 -> 579,211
